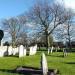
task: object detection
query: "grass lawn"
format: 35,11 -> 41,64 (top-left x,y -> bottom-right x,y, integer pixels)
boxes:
0,51 -> 75,75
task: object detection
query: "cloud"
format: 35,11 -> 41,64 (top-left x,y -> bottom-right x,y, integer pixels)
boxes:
26,22 -> 35,28
56,0 -> 75,9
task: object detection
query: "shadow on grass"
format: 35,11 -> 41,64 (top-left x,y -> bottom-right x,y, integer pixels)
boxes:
47,54 -> 64,58
65,62 -> 75,64
0,66 -> 59,75
4,55 -> 19,58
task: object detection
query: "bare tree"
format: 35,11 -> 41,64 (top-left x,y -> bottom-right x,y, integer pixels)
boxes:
2,18 -> 18,47
2,16 -> 26,47
16,32 -> 28,46
27,0 -> 71,49
65,10 -> 75,50
55,9 -> 75,50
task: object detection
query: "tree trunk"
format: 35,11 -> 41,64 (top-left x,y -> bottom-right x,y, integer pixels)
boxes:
67,22 -> 72,51
46,34 -> 51,50
68,36 -> 71,51
46,35 -> 48,49
12,32 -> 16,47
12,37 -> 16,47
48,35 -> 50,48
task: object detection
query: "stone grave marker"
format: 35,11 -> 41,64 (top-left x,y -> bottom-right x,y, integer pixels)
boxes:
19,45 -> 26,57
8,46 -> 13,55
29,44 -> 37,55
13,47 -> 19,55
51,46 -> 54,53
41,53 -> 48,75
0,46 -> 7,57
48,47 -> 51,54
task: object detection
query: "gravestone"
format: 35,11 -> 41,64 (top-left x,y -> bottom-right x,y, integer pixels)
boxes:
24,48 -> 26,56
29,46 -> 33,55
56,46 -> 60,52
63,40 -> 68,57
33,44 -> 37,54
47,46 -> 54,54
63,48 -> 67,57
0,46 -> 7,57
29,44 -> 37,55
41,53 -> 48,75
13,47 -> 19,55
51,46 -> 54,53
19,45 -> 26,57
1,42 -> 3,46
48,47 -> 50,54
8,46 -> 13,55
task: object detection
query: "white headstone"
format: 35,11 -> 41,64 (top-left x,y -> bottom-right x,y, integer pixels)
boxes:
29,46 -> 33,55
48,47 -> 50,54
33,44 -> 37,54
1,42 -> 3,46
51,46 -> 54,53
63,48 -> 67,56
24,48 -> 26,56
41,53 -> 48,75
19,45 -> 26,57
0,50 -> 3,57
8,46 -> 13,55
13,47 -> 19,55
29,44 -> 37,55
0,46 -> 7,57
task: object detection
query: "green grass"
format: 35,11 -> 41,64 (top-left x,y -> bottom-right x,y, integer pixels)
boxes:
47,52 -> 75,75
0,51 -> 75,75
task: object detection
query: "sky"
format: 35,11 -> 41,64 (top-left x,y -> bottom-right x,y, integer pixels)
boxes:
0,0 -> 35,19
56,0 -> 75,10
0,0 -> 35,43
0,0 -> 75,19
55,0 -> 75,41
0,0 -> 75,43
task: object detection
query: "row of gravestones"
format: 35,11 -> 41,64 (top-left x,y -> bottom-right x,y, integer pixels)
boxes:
0,44 -> 37,57
48,46 -> 68,57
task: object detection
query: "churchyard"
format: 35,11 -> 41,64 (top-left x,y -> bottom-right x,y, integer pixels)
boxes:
0,0 -> 75,75
0,47 -> 75,75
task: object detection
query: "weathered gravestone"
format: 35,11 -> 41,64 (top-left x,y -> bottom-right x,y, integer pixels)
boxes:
24,48 -> 26,56
0,46 -> 7,57
29,44 -> 37,55
51,46 -> 54,53
29,46 -> 33,55
41,53 -> 48,75
33,44 -> 37,54
13,47 -> 19,55
63,48 -> 68,57
55,46 -> 60,52
8,46 -> 13,55
48,47 -> 50,54
19,45 -> 26,57
63,40 -> 68,57
48,46 -> 54,54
